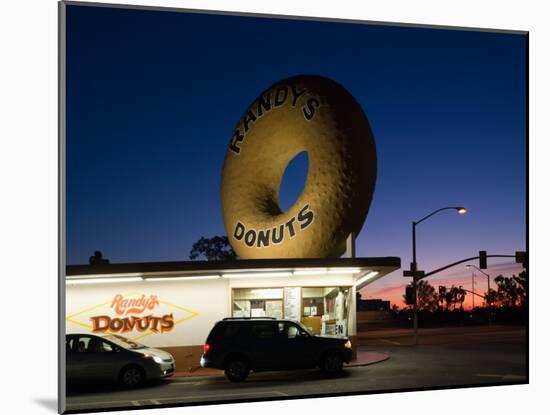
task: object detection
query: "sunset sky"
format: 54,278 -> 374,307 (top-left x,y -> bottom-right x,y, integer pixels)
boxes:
65,5 -> 526,309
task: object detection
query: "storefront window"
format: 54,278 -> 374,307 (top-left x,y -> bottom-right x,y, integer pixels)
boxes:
231,286 -> 352,337
232,288 -> 283,318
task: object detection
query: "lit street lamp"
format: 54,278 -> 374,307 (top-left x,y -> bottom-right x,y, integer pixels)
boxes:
411,206 -> 467,344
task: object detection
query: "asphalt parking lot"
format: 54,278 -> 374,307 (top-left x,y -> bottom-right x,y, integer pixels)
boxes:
65,325 -> 527,412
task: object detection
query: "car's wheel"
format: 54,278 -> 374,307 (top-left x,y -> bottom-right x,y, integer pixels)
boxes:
320,352 -> 343,375
120,366 -> 145,388
224,357 -> 250,382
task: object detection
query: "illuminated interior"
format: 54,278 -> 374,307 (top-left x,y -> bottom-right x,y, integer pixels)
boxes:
231,286 -> 353,336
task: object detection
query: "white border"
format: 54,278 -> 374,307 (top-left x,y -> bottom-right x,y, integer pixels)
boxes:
1,1 -> 546,415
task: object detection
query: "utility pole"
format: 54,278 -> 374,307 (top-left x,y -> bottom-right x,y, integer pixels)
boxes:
405,206 -> 467,346
412,223 -> 418,345
467,264 -> 491,325
471,269 -> 475,309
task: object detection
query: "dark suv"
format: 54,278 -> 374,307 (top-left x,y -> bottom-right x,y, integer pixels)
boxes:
200,317 -> 353,381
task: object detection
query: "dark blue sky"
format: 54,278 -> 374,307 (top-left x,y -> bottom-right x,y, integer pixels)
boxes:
66,4 -> 526,290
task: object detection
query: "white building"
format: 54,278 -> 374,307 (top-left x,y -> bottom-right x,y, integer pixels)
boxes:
65,257 -> 400,370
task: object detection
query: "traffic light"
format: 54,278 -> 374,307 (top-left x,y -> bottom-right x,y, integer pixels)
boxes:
479,250 -> 487,269
405,285 -> 416,305
438,285 -> 446,296
457,286 -> 466,302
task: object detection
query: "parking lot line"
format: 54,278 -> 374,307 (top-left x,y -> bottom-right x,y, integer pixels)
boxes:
159,390 -> 290,400
169,379 -> 224,386
67,390 -> 290,408
378,338 -> 402,345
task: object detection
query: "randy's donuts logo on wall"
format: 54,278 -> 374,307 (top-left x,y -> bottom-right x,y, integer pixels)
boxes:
66,292 -> 199,340
91,294 -> 174,334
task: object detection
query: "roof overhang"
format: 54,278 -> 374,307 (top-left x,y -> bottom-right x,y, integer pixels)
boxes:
66,257 -> 401,289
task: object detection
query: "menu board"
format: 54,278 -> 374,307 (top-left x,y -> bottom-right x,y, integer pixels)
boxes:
266,300 -> 283,319
251,308 -> 266,317
284,287 -> 301,321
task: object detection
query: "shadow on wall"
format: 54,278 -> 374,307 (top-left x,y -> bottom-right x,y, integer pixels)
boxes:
33,398 -> 57,413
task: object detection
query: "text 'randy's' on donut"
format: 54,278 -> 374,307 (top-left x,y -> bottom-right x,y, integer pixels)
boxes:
229,83 -> 320,155
221,75 -> 377,259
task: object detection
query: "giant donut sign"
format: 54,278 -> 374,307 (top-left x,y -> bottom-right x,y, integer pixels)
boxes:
221,75 -> 377,259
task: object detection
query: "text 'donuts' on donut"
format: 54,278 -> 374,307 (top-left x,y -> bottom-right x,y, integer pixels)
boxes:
221,75 -> 377,259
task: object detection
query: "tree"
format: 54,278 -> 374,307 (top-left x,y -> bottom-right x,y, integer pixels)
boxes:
189,236 -> 237,261
441,285 -> 466,310
416,280 -> 440,312
89,250 -> 109,265
402,280 -> 440,312
494,275 -> 517,307
485,288 -> 498,307
515,270 -> 528,307
494,271 -> 527,308
454,286 -> 466,310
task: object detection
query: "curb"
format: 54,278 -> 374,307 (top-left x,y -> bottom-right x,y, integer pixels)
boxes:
173,351 -> 390,378
346,352 -> 390,367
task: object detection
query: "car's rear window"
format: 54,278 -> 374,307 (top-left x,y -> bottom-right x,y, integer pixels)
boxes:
223,323 -> 243,337
251,323 -> 276,339
207,322 -> 234,341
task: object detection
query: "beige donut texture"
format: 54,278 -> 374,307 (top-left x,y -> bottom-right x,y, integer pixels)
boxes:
221,75 -> 377,259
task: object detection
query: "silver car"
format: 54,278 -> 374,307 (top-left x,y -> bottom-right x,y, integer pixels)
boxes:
66,333 -> 175,387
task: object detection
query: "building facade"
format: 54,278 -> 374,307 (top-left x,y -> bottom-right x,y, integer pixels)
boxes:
66,258 -> 400,370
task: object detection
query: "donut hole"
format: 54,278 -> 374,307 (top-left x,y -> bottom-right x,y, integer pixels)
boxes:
278,151 -> 309,213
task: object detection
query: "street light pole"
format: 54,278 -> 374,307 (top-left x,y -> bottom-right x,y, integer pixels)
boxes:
412,221 -> 418,344
410,206 -> 467,346
471,270 -> 476,309
467,264 -> 491,324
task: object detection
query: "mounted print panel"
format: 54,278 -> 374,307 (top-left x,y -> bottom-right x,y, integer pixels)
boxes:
59,1 -> 527,413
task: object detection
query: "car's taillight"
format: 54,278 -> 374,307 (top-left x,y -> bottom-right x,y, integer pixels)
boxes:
204,343 -> 211,353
